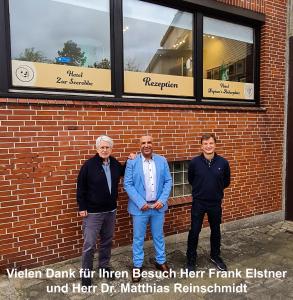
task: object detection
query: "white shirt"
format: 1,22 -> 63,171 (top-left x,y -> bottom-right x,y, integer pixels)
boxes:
142,156 -> 157,202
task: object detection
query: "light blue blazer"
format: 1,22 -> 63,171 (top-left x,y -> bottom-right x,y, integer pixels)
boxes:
124,153 -> 172,215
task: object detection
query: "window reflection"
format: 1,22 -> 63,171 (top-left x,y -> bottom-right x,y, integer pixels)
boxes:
203,17 -> 254,100
9,0 -> 111,92
123,0 -> 193,96
203,36 -> 253,83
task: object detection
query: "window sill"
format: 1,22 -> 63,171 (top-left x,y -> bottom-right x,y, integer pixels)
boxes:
0,95 -> 266,112
168,196 -> 192,207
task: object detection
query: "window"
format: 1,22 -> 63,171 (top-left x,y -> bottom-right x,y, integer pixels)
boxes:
203,17 -> 255,100
2,0 -> 262,104
9,0 -> 111,92
123,0 -> 193,97
169,161 -> 191,198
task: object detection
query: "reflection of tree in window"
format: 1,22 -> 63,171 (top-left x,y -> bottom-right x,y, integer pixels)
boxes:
91,58 -> 111,69
56,40 -> 86,67
125,58 -> 141,72
15,47 -> 52,63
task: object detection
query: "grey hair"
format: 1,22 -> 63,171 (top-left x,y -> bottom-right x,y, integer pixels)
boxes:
96,135 -> 113,148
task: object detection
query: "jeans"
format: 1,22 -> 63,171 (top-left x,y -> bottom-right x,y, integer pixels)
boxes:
132,209 -> 166,268
81,211 -> 116,271
186,200 -> 222,262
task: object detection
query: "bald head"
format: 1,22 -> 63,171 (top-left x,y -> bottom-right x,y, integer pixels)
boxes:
140,135 -> 153,159
140,135 -> 153,143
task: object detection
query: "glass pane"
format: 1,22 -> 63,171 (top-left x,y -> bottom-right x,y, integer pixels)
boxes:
174,162 -> 183,172
183,184 -> 192,195
184,160 -> 189,170
174,185 -> 183,197
184,172 -> 188,183
203,17 -> 254,100
174,172 -> 183,184
10,0 -> 111,92
123,0 -> 193,97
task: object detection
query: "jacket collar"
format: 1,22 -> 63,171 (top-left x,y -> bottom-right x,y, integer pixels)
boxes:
201,152 -> 218,164
95,153 -> 112,165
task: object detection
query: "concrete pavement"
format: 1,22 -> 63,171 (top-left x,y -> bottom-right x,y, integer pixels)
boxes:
1,218 -> 293,300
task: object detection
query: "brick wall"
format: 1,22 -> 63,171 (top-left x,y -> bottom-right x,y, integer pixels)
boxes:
0,0 -> 287,271
216,0 -> 266,13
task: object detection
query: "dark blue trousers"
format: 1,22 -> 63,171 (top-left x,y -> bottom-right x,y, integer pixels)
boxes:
186,200 -> 222,262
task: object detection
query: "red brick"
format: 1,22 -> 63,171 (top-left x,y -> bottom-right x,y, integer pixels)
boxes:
0,0 -> 286,270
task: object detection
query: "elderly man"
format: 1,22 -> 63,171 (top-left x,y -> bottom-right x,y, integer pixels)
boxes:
124,135 -> 172,282
186,133 -> 230,272
77,135 -> 124,287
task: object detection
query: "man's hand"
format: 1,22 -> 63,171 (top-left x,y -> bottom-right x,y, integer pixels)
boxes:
141,204 -> 149,211
128,152 -> 137,160
79,210 -> 88,217
153,201 -> 163,210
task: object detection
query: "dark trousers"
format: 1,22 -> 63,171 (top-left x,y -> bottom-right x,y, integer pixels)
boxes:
81,211 -> 116,272
186,200 -> 222,262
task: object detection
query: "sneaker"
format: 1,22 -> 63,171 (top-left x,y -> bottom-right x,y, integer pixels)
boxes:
98,267 -> 116,281
210,256 -> 227,271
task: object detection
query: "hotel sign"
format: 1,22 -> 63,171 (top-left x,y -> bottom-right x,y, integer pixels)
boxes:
203,79 -> 254,100
11,60 -> 111,92
124,71 -> 194,97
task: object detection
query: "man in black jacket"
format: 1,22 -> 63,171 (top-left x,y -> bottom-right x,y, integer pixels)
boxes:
186,133 -> 230,272
77,135 -> 124,287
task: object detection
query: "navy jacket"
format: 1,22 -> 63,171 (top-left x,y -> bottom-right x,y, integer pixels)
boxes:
188,153 -> 230,203
77,154 -> 124,213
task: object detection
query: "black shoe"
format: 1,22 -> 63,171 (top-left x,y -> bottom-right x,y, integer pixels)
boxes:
186,258 -> 196,273
98,267 -> 116,281
132,267 -> 142,283
81,277 -> 92,287
210,256 -> 227,271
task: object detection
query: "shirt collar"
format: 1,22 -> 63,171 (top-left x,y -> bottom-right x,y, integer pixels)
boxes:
103,158 -> 110,166
142,155 -> 154,162
96,154 -> 111,165
201,152 -> 217,163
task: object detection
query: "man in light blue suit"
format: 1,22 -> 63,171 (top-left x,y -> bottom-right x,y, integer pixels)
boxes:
124,135 -> 172,282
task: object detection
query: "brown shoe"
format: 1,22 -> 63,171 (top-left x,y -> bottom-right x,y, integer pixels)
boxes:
155,262 -> 175,277
155,262 -> 170,272
132,267 -> 142,283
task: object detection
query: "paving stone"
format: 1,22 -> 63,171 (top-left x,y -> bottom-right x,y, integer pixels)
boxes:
1,221 -> 293,300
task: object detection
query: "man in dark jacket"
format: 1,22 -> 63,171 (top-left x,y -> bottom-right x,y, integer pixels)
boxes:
77,135 -> 124,287
186,133 -> 230,272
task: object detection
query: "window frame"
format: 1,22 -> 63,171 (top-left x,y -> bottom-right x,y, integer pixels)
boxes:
169,160 -> 191,198
122,1 -> 195,99
200,12 -> 261,105
0,0 -> 263,106
7,0 -> 114,96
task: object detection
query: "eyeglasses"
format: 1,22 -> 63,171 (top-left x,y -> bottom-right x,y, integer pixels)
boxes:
98,146 -> 111,151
